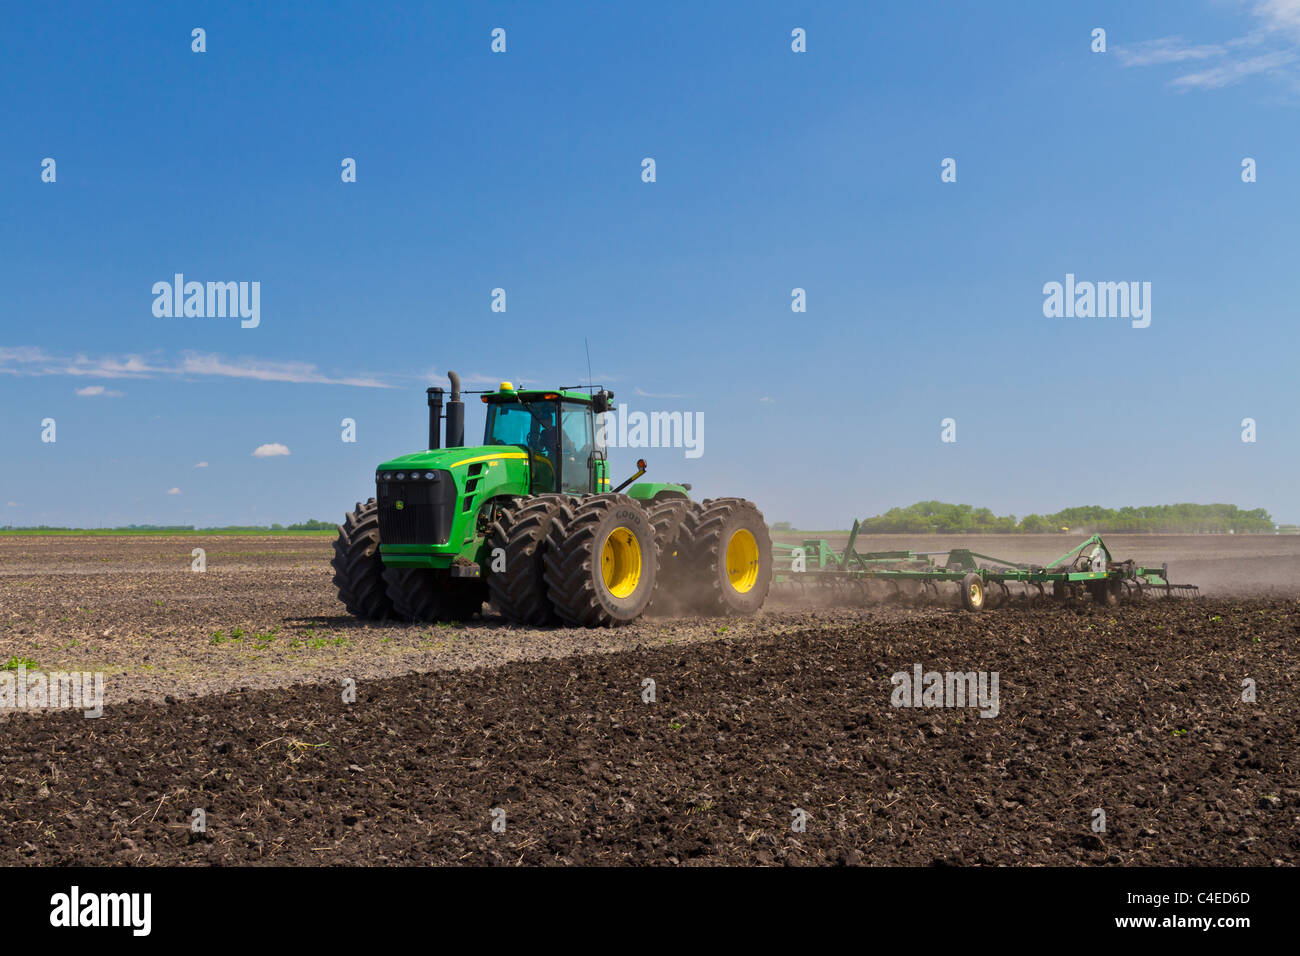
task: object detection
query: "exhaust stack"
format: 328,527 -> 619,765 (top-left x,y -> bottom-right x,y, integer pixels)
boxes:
445,370 -> 465,448
426,386 -> 444,450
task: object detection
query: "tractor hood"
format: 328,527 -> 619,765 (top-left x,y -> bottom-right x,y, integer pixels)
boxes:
376,445 -> 528,476
373,444 -> 534,553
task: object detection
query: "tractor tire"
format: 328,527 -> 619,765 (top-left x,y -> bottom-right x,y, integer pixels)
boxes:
960,572 -> 986,612
643,496 -> 691,613
675,498 -> 772,616
331,499 -> 394,620
486,494 -> 567,625
544,494 -> 658,627
384,567 -> 485,623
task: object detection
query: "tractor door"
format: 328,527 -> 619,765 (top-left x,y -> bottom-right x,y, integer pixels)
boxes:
559,401 -> 597,493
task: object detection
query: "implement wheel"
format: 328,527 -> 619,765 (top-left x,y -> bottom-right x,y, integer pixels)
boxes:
1090,578 -> 1121,606
960,572 -> 986,612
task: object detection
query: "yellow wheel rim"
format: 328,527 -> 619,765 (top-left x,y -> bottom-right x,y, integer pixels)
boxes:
968,581 -> 983,606
601,527 -> 642,599
725,529 -> 760,594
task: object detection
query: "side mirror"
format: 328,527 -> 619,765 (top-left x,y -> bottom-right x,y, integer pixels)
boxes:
592,389 -> 614,414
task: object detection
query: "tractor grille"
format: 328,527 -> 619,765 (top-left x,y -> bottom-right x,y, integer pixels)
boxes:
376,471 -> 455,545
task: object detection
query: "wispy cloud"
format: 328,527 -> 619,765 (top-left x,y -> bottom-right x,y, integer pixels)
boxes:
1115,36 -> 1228,67
0,347 -> 392,388
177,353 -> 389,388
166,487 -> 181,495
1171,49 -> 1298,89
75,385 -> 124,398
1256,0 -> 1300,38
633,387 -> 688,400
1115,2 -> 1300,92
252,443 -> 290,458
194,461 -> 209,468
417,370 -> 624,390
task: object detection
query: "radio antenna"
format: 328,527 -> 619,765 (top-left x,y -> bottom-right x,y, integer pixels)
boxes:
584,337 -> 594,392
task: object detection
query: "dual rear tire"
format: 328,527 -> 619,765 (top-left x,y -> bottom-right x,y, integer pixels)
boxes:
507,494 -> 773,627
543,494 -> 659,627
668,498 -> 772,617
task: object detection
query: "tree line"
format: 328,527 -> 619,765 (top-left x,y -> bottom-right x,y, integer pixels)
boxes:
848,501 -> 1276,534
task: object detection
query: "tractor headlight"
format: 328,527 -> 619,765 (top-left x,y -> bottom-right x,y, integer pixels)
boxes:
395,472 -> 405,480
425,472 -> 436,480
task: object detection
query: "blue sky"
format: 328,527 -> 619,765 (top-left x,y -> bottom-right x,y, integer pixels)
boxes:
2,1 -> 1297,528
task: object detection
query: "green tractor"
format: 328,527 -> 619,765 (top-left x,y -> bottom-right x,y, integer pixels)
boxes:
331,371 -> 772,627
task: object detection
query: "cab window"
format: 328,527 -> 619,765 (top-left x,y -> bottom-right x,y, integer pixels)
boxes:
485,400 -> 559,493
559,402 -> 594,493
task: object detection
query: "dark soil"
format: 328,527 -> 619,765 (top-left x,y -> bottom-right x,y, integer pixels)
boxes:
2,598 -> 1296,865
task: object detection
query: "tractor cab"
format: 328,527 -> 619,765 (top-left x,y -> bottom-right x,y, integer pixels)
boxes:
481,383 -> 611,494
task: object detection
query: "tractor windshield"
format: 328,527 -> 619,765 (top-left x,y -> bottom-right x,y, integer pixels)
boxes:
485,399 -> 560,492
485,397 -> 597,494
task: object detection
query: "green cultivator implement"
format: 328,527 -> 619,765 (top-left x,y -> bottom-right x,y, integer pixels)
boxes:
772,521 -> 1199,611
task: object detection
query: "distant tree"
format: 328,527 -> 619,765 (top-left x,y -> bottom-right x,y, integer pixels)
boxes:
287,519 -> 336,531
853,501 -> 1274,534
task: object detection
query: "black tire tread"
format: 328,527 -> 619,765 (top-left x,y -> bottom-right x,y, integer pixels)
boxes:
675,497 -> 771,616
331,499 -> 394,620
383,567 -> 446,622
543,494 -> 654,627
486,494 -> 567,625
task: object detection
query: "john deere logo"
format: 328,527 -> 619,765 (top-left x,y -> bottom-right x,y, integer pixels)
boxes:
395,500 -> 404,510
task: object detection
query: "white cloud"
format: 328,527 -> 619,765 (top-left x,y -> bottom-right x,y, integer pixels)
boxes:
1116,3 -> 1300,92
1256,0 -> 1300,38
75,385 -> 124,397
423,370 -> 516,387
177,353 -> 389,388
0,347 -> 391,388
194,461 -> 209,468
252,443 -> 291,458
759,396 -> 775,404
1115,36 -> 1227,67
634,387 -> 688,399
1171,49 -> 1298,89
166,487 -> 181,495
5,501 -> 17,507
